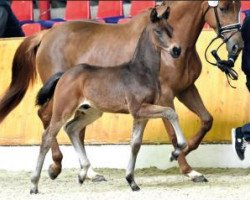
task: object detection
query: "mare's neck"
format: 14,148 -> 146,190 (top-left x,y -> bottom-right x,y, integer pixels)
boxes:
130,26 -> 160,76
168,1 -> 205,49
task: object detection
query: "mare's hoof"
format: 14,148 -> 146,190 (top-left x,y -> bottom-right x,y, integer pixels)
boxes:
92,175 -> 107,182
192,175 -> 209,183
30,188 -> 39,194
131,184 -> 141,191
48,164 -> 61,180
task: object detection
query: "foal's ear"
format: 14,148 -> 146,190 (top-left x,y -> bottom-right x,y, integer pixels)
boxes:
162,6 -> 170,20
150,8 -> 160,23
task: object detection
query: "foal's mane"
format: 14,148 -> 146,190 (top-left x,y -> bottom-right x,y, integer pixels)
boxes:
130,23 -> 156,64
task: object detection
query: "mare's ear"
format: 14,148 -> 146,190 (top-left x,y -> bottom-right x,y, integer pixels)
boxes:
161,6 -> 170,20
150,8 -> 160,23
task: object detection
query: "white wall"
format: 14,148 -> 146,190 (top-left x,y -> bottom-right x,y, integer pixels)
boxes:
0,144 -> 249,171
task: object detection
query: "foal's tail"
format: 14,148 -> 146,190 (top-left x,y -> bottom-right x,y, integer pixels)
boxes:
36,72 -> 64,106
0,31 -> 47,123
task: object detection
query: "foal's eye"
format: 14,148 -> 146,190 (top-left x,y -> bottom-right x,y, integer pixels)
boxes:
154,30 -> 162,37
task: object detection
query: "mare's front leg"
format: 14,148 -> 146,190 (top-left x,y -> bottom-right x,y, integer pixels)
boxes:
177,85 -> 213,154
176,84 -> 212,182
126,119 -> 148,191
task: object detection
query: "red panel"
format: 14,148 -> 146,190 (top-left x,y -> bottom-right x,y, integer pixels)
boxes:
130,1 -> 155,17
118,18 -> 131,24
11,1 -> 33,21
39,0 -> 51,20
53,22 -> 65,27
97,0 -> 123,18
22,23 -> 41,36
65,0 -> 91,20
242,1 -> 250,11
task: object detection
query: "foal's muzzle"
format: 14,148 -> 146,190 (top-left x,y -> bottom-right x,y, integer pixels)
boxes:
171,46 -> 182,58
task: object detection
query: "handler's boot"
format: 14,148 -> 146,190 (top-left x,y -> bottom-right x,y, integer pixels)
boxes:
231,128 -> 247,161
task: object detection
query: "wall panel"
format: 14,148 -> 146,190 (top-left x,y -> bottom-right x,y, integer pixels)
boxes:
0,31 -> 249,145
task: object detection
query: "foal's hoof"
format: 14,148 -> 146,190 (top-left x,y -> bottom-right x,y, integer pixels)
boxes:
131,184 -> 141,191
78,174 -> 87,185
126,175 -> 140,191
169,149 -> 181,162
48,164 -> 61,180
192,175 -> 209,183
30,188 -> 39,194
78,175 -> 84,185
91,174 -> 107,182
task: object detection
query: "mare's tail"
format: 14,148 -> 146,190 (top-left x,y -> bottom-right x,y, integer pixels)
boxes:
36,72 -> 64,106
0,31 -> 47,122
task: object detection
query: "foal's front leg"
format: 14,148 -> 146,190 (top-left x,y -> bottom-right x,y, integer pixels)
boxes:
125,104 -> 187,191
126,119 -> 148,191
136,104 -> 187,148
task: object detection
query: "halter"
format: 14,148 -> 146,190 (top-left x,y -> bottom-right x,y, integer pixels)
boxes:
205,1 -> 241,87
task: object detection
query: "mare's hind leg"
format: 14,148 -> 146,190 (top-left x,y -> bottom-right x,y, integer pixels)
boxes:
38,101 -> 63,180
64,108 -> 103,184
126,119 -> 148,191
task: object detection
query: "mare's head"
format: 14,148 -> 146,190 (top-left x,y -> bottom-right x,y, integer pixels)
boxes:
149,6 -> 181,59
204,0 -> 243,58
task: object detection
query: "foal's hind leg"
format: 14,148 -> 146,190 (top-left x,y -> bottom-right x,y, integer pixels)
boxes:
78,129 -> 107,182
64,109 -> 103,184
30,121 -> 64,194
126,119 -> 148,191
38,101 -> 63,180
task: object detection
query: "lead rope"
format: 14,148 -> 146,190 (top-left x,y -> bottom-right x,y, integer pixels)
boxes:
204,36 -> 239,88
204,5 -> 241,88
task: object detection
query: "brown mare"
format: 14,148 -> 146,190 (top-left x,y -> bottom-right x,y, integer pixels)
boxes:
30,7 -> 184,193
0,1 -> 243,182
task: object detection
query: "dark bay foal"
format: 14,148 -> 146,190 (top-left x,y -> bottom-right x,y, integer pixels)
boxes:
31,7 -> 186,194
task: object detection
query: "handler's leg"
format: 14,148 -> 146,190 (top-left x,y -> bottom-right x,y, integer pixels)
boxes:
0,7 -> 8,37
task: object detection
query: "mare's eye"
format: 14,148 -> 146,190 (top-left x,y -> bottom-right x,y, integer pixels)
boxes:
219,5 -> 229,12
219,7 -> 226,12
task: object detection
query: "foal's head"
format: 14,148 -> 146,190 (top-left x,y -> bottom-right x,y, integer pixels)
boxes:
149,7 -> 181,59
